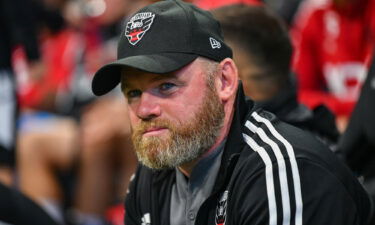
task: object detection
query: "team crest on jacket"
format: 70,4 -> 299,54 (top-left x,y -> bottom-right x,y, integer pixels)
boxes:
215,190 -> 228,225
125,12 -> 155,45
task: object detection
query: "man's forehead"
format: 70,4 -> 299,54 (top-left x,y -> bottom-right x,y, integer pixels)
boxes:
121,67 -> 177,88
120,57 -> 214,91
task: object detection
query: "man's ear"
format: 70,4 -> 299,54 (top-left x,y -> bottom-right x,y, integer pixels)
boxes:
216,58 -> 239,102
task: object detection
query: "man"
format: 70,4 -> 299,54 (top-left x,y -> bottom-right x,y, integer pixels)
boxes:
211,5 -> 339,151
91,1 -> 372,224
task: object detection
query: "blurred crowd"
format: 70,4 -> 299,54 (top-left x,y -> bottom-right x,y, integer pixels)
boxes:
0,0 -> 374,224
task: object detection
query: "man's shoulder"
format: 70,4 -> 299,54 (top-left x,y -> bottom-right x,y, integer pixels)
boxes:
241,108 -> 330,158
227,108 -> 371,224
239,108 -> 351,184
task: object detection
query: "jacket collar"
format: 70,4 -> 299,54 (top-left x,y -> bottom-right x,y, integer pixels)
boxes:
212,82 -> 254,193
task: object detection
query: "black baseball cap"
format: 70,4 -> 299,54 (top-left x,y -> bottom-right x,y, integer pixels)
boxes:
92,0 -> 233,96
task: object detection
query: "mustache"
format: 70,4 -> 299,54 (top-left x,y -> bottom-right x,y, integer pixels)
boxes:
132,119 -> 173,135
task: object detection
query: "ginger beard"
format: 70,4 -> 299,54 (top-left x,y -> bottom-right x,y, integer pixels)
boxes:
131,80 -> 225,169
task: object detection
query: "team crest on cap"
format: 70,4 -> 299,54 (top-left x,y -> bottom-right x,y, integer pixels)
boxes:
125,12 -> 155,45
215,190 -> 228,225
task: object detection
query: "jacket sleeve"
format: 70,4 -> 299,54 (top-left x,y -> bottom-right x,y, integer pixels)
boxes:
229,158 -> 370,225
124,167 -> 142,225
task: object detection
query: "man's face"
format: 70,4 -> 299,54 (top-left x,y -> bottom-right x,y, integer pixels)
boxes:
122,58 -> 225,169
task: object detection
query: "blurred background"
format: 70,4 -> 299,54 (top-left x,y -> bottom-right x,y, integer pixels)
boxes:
0,0 -> 374,224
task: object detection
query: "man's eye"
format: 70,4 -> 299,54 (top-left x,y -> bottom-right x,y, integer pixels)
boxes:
126,89 -> 142,98
159,83 -> 176,92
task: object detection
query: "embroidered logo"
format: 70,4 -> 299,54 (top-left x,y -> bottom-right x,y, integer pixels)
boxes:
209,37 -> 221,49
125,12 -> 155,45
215,190 -> 228,225
141,213 -> 151,225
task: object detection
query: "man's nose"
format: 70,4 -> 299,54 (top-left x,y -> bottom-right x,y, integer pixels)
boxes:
136,92 -> 161,120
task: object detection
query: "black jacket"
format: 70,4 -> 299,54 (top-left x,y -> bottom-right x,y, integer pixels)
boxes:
339,52 -> 375,216
255,79 -> 339,149
125,86 -> 372,225
340,55 -> 375,173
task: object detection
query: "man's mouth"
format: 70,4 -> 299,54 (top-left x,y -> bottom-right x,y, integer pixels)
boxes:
142,127 -> 168,136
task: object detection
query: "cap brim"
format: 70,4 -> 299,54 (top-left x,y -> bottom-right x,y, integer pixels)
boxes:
92,53 -> 198,96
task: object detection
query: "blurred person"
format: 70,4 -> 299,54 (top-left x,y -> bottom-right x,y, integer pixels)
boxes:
15,0 -> 91,223
15,0 -> 84,113
0,0 -> 43,186
339,51 -> 375,223
0,0 -> 68,223
291,0 -> 375,132
92,1 -> 372,224
211,5 -> 339,151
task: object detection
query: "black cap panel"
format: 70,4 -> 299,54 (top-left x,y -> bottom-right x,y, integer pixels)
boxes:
118,1 -> 192,59
92,0 -> 232,96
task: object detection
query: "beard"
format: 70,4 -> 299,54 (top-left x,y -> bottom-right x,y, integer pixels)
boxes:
131,86 -> 225,170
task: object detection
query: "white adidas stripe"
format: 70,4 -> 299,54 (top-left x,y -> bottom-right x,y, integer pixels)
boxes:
252,111 -> 303,225
243,133 -> 278,225
245,120 -> 291,225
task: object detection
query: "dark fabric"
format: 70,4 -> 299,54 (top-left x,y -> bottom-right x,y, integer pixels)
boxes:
0,0 -> 40,69
0,182 -> 58,225
124,84 -> 372,225
340,55 -> 375,170
339,52 -> 375,224
255,79 -> 339,151
0,146 -> 15,166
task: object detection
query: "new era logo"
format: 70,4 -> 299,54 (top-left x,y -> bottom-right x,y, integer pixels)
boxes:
209,37 -> 221,49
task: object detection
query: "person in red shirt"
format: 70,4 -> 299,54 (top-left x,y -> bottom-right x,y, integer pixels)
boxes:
291,0 -> 375,131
